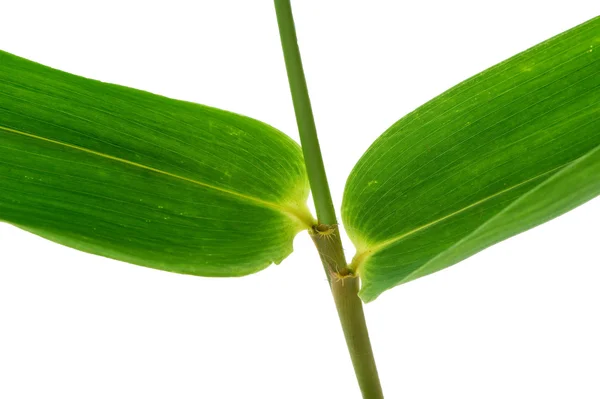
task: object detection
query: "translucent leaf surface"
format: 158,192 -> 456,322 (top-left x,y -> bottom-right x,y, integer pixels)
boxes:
343,17 -> 600,302
0,51 -> 313,276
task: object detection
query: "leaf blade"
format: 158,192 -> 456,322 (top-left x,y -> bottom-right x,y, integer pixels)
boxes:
342,17 -> 600,301
0,50 -> 313,276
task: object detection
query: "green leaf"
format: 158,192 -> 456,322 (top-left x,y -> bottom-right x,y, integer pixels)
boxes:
343,17 -> 600,302
0,50 -> 314,277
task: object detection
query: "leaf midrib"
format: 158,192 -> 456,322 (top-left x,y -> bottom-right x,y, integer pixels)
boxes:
350,159 -> 583,272
0,124 -> 312,227
397,142 -> 600,285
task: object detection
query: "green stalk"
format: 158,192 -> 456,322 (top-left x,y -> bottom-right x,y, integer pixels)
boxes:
272,0 -> 335,225
274,1 -> 384,397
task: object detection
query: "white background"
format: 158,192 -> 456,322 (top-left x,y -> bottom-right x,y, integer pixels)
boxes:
1,1 -> 600,398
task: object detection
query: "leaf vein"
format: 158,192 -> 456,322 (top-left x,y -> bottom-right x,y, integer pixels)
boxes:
0,124 -> 309,225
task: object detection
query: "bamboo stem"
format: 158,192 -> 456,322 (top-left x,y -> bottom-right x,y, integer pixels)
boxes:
273,0 -> 336,225
310,226 -> 384,399
274,1 -> 384,397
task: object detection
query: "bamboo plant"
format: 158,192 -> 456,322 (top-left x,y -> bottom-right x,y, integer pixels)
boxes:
1,2 -> 599,397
